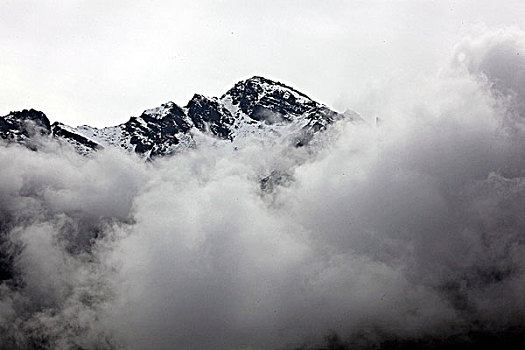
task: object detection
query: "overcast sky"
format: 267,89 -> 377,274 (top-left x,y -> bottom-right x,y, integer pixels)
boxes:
1,0 -> 524,127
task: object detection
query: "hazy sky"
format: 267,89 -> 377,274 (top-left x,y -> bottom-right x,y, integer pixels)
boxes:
1,0 -> 525,127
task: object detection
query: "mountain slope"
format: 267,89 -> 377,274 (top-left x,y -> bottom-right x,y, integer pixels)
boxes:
1,76 -> 359,156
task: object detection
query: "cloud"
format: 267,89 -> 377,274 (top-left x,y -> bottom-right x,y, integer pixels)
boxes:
2,29 -> 525,349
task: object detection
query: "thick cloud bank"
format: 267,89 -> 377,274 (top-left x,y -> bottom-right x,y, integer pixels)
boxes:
2,30 -> 525,349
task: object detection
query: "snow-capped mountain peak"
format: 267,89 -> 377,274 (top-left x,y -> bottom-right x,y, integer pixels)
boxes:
222,76 -> 319,120
1,77 -> 358,157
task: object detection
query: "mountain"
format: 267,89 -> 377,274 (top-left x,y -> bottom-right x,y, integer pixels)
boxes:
0,76 -> 359,157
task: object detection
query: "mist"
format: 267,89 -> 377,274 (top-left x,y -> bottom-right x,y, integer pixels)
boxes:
2,29 -> 525,349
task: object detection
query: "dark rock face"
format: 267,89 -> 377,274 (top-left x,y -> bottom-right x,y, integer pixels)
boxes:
1,76 -> 356,156
0,215 -> 16,281
0,109 -> 51,149
124,102 -> 192,157
222,76 -> 346,146
223,76 -> 318,119
51,123 -> 101,151
186,94 -> 235,139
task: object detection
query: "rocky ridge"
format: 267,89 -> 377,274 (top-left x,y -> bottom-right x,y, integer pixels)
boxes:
0,76 -> 359,157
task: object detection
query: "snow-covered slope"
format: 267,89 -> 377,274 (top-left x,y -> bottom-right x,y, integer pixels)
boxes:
1,76 -> 359,156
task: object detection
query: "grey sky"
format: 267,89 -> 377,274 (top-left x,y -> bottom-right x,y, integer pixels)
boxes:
1,0 -> 524,127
